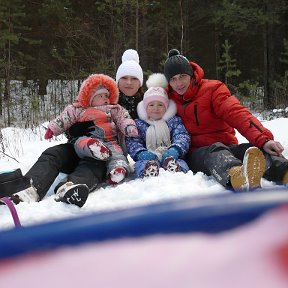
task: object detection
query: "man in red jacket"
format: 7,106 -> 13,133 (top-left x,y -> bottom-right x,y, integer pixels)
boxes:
163,49 -> 288,191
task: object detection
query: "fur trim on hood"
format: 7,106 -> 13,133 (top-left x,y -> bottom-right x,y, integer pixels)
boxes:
77,74 -> 119,107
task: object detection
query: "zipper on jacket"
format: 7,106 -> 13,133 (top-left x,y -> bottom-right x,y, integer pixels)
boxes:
194,105 -> 199,126
250,120 -> 263,132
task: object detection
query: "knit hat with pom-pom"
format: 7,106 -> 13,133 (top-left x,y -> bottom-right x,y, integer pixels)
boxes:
164,49 -> 194,82
137,73 -> 176,122
116,49 -> 143,85
143,73 -> 169,109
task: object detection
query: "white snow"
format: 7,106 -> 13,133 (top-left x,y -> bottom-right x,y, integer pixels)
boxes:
0,118 -> 288,230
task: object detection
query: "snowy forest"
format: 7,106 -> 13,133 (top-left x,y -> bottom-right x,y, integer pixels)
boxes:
0,0 -> 288,127
1,4 -> 288,283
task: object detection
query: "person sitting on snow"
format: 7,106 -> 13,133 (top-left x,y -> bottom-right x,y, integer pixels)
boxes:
126,73 -> 190,178
44,74 -> 138,200
163,49 -> 288,191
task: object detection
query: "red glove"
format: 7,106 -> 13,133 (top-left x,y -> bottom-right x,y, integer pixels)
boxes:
44,128 -> 54,140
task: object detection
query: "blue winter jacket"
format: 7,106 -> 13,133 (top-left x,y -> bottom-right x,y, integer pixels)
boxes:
126,116 -> 191,161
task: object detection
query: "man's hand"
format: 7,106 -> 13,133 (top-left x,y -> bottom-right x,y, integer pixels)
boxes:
263,140 -> 284,156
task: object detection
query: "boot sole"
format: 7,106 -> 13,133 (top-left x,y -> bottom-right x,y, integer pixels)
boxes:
144,161 -> 159,177
163,157 -> 181,173
55,184 -> 89,207
244,147 -> 266,190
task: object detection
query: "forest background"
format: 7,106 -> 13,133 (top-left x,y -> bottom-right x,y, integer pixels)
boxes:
0,0 -> 288,128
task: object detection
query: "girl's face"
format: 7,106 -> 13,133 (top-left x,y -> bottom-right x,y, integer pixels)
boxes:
91,93 -> 110,106
146,101 -> 166,120
118,76 -> 141,96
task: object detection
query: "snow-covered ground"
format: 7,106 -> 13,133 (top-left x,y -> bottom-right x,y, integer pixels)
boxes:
1,118 -> 288,230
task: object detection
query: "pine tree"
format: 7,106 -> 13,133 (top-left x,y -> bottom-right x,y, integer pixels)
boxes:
217,39 -> 241,86
0,0 -> 28,124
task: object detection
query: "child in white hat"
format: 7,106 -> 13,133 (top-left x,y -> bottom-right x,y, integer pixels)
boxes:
126,73 -> 190,178
116,49 -> 144,119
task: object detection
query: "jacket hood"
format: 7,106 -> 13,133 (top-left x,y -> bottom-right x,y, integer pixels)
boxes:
77,74 -> 119,107
190,61 -> 204,83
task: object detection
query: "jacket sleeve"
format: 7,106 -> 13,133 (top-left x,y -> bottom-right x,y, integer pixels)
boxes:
168,116 -> 191,157
48,104 -> 81,136
212,83 -> 274,147
125,119 -> 147,160
111,105 -> 137,136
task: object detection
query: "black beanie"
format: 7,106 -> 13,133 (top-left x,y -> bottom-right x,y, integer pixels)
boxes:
164,49 -> 194,82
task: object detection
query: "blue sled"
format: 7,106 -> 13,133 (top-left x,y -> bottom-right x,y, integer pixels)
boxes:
0,188 -> 287,259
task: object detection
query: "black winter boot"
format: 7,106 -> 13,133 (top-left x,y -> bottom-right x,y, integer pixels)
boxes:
54,181 -> 89,207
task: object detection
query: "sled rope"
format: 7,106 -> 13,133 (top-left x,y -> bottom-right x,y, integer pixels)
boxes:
0,197 -> 21,227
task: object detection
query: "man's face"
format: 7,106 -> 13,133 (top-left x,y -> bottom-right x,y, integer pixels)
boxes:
169,74 -> 191,95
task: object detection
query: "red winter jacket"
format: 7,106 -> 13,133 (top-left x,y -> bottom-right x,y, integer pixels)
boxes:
166,61 -> 274,151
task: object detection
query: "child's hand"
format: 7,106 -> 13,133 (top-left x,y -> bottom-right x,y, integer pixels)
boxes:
44,128 -> 54,140
137,150 -> 157,161
126,125 -> 138,137
162,147 -> 180,162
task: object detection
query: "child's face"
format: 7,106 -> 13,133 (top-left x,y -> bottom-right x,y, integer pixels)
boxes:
91,93 -> 110,106
146,101 -> 166,120
118,76 -> 141,96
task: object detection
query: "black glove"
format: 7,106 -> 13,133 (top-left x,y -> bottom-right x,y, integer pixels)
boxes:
65,121 -> 95,139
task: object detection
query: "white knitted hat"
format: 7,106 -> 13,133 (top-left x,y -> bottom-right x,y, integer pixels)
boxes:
116,49 -> 143,85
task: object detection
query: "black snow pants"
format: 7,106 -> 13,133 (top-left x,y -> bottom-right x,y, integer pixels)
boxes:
25,143 -> 106,200
186,142 -> 288,188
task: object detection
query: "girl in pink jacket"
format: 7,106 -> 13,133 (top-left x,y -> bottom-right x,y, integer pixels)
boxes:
45,74 -> 138,185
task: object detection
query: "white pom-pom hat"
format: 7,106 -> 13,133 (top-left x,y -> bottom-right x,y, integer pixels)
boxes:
116,49 -> 143,85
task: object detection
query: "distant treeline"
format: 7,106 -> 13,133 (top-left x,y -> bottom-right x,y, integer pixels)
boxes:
0,0 -> 288,126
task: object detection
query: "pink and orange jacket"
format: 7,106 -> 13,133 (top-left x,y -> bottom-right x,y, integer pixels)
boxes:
48,74 -> 136,142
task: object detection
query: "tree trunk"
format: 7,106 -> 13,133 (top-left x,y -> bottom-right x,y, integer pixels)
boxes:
179,0 -> 184,53
214,24 -> 221,80
135,0 -> 139,51
262,1 -> 275,110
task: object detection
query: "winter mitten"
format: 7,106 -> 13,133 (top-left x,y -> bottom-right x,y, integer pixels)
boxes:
126,125 -> 138,137
44,128 -> 54,140
136,150 -> 158,161
65,121 -> 94,139
162,147 -> 180,162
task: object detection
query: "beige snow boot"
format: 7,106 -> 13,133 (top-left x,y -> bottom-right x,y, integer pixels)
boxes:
228,147 -> 266,192
282,170 -> 288,185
